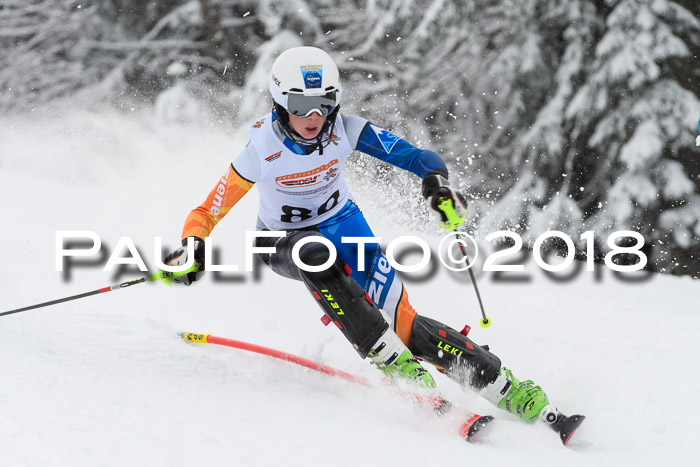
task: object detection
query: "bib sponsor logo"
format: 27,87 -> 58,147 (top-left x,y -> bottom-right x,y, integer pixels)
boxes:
323,167 -> 338,181
328,133 -> 341,146
275,159 -> 338,188
280,175 -> 319,187
265,151 -> 282,162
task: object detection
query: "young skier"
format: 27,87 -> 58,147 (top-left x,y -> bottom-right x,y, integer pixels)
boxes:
165,46 -> 583,443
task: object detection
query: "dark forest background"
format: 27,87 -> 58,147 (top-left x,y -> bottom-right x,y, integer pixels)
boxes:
1,0 -> 699,277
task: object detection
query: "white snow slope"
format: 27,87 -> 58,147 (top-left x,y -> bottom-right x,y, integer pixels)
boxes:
1,110 -> 698,467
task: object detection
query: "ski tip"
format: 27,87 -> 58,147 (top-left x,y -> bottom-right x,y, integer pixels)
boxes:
560,414 -> 585,446
460,415 -> 494,442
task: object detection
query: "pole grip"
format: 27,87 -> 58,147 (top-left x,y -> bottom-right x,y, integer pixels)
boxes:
149,261 -> 201,286
437,198 -> 465,230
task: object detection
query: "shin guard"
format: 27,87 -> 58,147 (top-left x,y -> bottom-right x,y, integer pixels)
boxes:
299,243 -> 388,358
408,315 -> 501,389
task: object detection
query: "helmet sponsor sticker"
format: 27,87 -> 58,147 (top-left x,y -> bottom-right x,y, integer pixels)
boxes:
276,159 -> 338,188
301,65 -> 322,89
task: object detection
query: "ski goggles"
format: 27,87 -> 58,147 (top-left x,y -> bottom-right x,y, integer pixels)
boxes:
285,91 -> 338,117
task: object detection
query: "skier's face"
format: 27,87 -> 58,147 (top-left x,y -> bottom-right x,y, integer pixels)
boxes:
288,112 -> 327,140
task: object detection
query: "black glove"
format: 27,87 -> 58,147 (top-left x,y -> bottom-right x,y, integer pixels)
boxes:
163,236 -> 206,285
422,173 -> 468,230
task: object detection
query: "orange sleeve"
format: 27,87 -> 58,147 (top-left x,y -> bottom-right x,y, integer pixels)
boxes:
181,164 -> 254,240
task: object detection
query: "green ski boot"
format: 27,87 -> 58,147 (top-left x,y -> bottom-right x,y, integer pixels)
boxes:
367,328 -> 436,389
480,367 -> 549,422
481,367 -> 586,445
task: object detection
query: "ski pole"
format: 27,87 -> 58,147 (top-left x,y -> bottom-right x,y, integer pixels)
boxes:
453,232 -> 491,328
0,262 -> 200,318
437,198 -> 492,328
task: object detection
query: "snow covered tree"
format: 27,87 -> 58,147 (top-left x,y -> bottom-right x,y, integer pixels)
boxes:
574,0 -> 700,273
1,0 -> 698,274
468,0 -> 700,274
0,1 -> 100,112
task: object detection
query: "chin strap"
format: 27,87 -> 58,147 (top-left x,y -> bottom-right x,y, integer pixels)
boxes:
316,109 -> 339,155
317,132 -> 325,155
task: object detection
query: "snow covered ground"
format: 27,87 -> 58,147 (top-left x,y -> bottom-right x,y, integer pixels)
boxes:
1,110 -> 698,467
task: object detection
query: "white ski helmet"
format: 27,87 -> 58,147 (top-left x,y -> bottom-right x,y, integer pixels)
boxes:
269,46 -> 342,118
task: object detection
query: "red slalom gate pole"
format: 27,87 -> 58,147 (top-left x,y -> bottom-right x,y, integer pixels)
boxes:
181,332 -> 374,387
180,332 -> 449,406
180,332 -> 495,442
